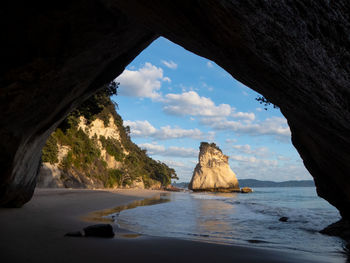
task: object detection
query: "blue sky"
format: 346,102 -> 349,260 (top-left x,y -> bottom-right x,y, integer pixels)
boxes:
112,37 -> 310,182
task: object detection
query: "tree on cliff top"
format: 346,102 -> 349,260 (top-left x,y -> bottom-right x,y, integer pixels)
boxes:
200,142 -> 222,153
255,95 -> 279,110
72,81 -> 119,124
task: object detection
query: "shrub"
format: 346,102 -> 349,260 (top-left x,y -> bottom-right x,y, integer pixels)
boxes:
99,135 -> 124,162
42,134 -> 58,164
61,150 -> 73,171
105,169 -> 123,188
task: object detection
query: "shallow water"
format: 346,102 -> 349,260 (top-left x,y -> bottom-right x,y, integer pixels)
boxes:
113,188 -> 347,262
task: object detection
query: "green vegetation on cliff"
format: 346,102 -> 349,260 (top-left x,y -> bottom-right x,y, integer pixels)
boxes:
199,142 -> 222,153
42,134 -> 58,164
41,82 -> 177,188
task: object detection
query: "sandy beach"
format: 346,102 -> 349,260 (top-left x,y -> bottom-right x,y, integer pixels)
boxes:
0,188 -> 333,263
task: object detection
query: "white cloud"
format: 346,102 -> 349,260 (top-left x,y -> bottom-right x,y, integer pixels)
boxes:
231,157 -> 311,181
156,126 -> 203,140
139,143 -> 198,158
140,143 -> 165,153
163,77 -> 171,83
207,131 -> 216,141
162,146 -> 198,158
201,116 -> 291,141
230,155 -> 278,166
256,107 -> 263,112
277,155 -> 292,161
162,160 -> 187,168
124,120 -> 214,140
206,61 -> 214,68
231,144 -> 270,157
116,62 -> 170,99
162,159 -> 197,182
161,60 -> 178,69
123,120 -> 156,137
227,144 -> 309,181
231,111 -> 255,121
160,91 -> 255,123
201,82 -> 214,92
225,138 -> 237,144
163,91 -> 232,117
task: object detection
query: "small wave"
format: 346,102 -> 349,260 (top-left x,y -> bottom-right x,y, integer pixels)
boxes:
247,239 -> 270,244
186,233 -> 210,238
227,198 -> 330,223
191,193 -> 232,200
117,191 -> 345,261
299,227 -> 319,234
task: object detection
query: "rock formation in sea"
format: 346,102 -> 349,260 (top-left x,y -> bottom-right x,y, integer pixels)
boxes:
1,1 -> 350,227
189,143 -> 239,192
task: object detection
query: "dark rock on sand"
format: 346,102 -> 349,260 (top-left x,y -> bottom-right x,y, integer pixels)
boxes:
65,224 -> 114,238
279,217 -> 289,222
241,187 -> 253,193
320,219 -> 350,240
83,224 -> 115,238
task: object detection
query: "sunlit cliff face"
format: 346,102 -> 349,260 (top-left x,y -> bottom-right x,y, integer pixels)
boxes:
189,143 -> 240,191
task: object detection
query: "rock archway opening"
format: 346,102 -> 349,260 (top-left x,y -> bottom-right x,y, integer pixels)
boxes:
1,1 -> 350,227
39,36 -> 313,193
112,37 -> 313,187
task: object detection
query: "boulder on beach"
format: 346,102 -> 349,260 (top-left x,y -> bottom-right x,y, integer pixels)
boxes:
65,224 -> 115,238
84,224 -> 115,238
320,219 -> 350,240
279,217 -> 289,222
189,142 -> 239,192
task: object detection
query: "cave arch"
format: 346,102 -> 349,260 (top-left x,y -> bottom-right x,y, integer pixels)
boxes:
1,1 -> 350,220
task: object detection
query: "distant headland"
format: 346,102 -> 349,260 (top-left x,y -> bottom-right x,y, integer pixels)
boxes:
174,179 -> 315,189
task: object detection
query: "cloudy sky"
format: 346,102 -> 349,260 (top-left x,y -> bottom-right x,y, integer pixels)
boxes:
112,37 -> 311,183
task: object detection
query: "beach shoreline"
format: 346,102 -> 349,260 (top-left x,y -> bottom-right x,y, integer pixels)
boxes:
0,188 -> 339,263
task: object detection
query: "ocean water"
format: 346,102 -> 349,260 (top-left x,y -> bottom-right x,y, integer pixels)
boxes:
114,187 -> 347,262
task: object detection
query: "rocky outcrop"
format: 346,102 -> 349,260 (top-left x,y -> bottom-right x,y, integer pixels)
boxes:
240,187 -> 253,194
189,143 -> 239,192
320,219 -> 350,240
1,1 -> 350,223
37,163 -> 65,188
37,115 -> 124,189
37,109 -> 171,189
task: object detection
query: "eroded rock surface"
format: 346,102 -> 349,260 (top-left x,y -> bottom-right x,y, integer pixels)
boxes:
189,143 -> 239,192
1,1 -> 350,223
0,0 -> 157,206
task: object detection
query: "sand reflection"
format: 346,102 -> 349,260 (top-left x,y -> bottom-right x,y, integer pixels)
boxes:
83,193 -> 171,223
193,192 -> 238,237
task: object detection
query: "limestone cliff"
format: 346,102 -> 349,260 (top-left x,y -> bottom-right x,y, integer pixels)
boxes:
37,86 -> 176,190
189,143 -> 239,192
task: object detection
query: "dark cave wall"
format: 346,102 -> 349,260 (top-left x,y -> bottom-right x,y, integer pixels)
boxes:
0,0 -> 157,206
1,0 -> 350,219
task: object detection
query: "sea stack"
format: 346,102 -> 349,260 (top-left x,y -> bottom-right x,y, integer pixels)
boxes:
189,142 -> 239,192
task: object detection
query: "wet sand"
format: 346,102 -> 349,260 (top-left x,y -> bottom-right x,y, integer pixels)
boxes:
0,188 -> 332,263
